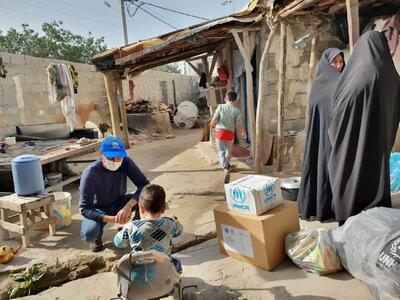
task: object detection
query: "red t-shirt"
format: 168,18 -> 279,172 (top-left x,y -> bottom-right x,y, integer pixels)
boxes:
215,129 -> 235,141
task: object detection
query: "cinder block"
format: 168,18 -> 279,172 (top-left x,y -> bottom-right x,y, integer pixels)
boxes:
10,54 -> 26,65
285,103 -> 301,121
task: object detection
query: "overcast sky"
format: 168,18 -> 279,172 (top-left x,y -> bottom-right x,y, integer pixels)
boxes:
0,0 -> 250,48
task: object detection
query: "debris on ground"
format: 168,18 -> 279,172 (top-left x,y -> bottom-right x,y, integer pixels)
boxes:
124,98 -> 171,114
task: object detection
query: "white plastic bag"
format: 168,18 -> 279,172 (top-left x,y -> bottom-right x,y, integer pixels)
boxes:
332,208 -> 400,300
285,229 -> 342,275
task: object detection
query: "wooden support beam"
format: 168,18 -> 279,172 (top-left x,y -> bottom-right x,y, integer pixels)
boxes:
274,0 -> 317,22
172,80 -> 177,107
346,0 -> 360,53
186,60 -> 202,77
304,37 -> 318,133
104,71 -> 123,138
277,22 -> 287,172
209,54 -> 219,77
255,25 -> 278,173
116,79 -> 130,149
232,30 -> 253,72
232,29 -> 256,159
226,43 -> 234,90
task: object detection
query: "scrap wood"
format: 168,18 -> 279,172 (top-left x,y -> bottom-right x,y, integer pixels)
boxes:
124,98 -> 172,113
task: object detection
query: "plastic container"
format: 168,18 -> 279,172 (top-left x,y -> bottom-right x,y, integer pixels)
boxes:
11,155 -> 44,196
281,177 -> 301,201
47,173 -> 62,186
52,192 -> 72,229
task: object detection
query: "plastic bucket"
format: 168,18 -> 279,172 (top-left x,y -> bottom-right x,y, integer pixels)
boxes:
52,192 -> 72,229
11,155 -> 44,196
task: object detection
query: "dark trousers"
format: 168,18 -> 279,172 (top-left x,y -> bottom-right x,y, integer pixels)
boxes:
80,194 -> 139,242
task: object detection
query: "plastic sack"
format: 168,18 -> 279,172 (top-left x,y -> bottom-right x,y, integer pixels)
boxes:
332,208 -> 400,300
285,229 -> 343,275
173,101 -> 198,129
389,152 -> 400,192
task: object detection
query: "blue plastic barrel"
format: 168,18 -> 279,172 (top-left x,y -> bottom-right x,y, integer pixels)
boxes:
11,155 -> 44,196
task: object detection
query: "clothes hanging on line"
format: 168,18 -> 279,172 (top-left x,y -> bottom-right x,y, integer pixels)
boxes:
46,63 -> 76,132
67,63 -> 79,94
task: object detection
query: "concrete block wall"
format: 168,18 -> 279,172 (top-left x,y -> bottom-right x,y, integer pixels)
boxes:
0,53 -> 199,138
126,70 -> 199,105
0,52 -> 110,138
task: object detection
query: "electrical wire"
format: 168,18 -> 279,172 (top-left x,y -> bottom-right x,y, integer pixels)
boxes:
136,1 -> 209,21
128,1 -> 178,30
125,1 -> 180,28
12,0 -> 119,27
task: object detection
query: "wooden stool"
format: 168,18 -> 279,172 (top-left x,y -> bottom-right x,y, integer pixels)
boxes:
0,194 -> 56,247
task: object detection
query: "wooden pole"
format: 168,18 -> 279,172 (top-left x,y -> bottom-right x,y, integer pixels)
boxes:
346,0 -> 360,53
244,31 -> 256,160
116,79 -> 130,149
209,53 -> 219,77
304,37 -> 318,133
186,60 -> 202,77
232,30 -> 255,159
255,25 -> 278,173
104,71 -> 122,138
277,22 -> 287,172
172,79 -> 177,107
226,42 -> 234,90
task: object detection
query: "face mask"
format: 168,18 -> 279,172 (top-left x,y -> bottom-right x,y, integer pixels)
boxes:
102,157 -> 122,171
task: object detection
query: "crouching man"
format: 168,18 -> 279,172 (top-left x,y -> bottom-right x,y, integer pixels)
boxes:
79,135 -> 149,252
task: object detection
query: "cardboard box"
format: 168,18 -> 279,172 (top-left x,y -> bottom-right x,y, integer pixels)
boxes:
224,175 -> 283,215
214,201 -> 300,271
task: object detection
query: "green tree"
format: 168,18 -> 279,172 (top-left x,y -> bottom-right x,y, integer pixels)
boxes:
154,63 -> 182,74
0,21 -> 107,64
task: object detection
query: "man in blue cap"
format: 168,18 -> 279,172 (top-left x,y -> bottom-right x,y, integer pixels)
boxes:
79,135 -> 149,252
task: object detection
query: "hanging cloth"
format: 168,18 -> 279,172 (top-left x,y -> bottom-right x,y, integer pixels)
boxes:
46,63 -> 76,131
199,72 -> 207,88
67,63 -> 79,94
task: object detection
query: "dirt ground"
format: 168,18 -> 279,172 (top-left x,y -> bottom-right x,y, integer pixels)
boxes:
2,128 -> 399,299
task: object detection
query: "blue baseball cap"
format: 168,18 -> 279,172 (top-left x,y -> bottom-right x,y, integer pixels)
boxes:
100,135 -> 128,158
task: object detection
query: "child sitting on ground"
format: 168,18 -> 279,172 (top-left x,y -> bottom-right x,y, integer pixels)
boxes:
114,184 -> 183,273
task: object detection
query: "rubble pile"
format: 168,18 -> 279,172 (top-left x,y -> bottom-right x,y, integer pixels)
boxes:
125,98 -> 171,114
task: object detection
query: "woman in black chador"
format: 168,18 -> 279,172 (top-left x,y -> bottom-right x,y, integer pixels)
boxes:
298,48 -> 345,221
328,31 -> 400,224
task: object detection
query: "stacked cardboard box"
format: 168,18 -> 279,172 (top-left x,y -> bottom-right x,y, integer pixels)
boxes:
214,175 -> 300,271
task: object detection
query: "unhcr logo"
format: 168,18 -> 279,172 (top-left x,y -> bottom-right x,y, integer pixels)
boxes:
230,187 -> 246,203
263,183 -> 276,203
111,141 -> 120,150
264,183 -> 274,196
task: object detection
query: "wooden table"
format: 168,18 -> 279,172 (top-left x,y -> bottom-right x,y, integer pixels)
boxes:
0,140 -> 100,193
0,140 -> 100,172
0,193 -> 56,247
